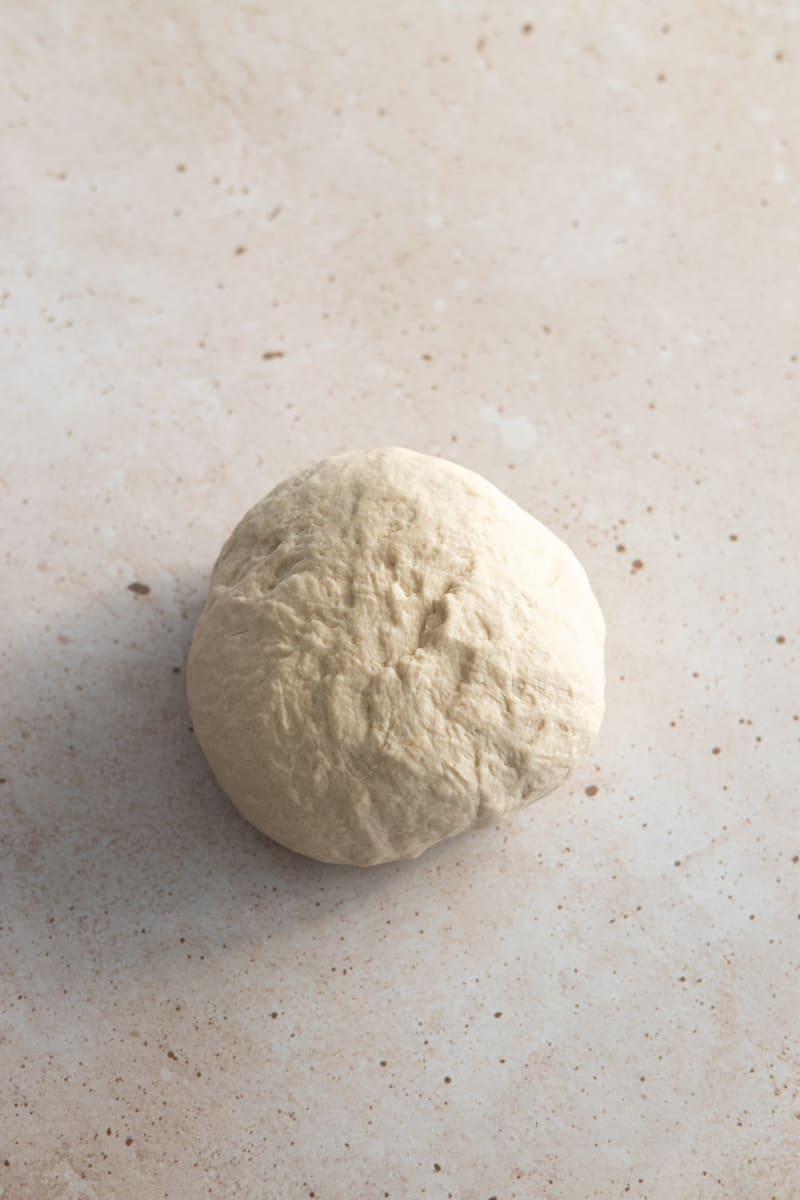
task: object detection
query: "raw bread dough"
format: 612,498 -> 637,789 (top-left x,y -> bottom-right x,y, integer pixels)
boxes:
187,448 -> 605,866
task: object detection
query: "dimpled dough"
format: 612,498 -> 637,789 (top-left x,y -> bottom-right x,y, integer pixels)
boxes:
187,447 -> 605,866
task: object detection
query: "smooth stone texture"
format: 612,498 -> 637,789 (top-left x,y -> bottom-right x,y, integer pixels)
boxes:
2,2 -> 798,1197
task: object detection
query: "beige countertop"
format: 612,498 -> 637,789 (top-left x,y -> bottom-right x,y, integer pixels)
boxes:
2,2 -> 798,1197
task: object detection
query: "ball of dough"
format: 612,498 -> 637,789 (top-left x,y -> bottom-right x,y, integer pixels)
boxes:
187,448 -> 605,866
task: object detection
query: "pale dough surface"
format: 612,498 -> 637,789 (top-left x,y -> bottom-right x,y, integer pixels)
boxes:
187,448 -> 605,865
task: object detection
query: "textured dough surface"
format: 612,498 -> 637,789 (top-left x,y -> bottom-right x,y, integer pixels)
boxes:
187,448 -> 605,866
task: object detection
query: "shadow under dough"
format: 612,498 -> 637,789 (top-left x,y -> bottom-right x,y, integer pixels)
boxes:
3,569 -> 385,997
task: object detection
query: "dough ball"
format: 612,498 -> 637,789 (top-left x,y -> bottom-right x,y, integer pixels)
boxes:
187,448 -> 605,866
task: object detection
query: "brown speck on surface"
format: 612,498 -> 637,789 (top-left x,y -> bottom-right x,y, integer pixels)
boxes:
166,1050 -> 177,1060
268,204 -> 283,221
791,855 -> 799,863
125,1137 -> 133,1146
631,559 -> 644,572
127,581 -> 151,595
262,351 -> 285,361
585,785 -> 598,797
542,323 -> 552,333
433,1163 -> 442,1173
775,50 -> 785,62
234,245 -> 247,255
494,1011 -> 503,1018
172,666 -> 181,674
656,71 -> 667,82
379,1060 -> 387,1067
443,1075 -> 451,1083
776,635 -> 786,644
712,747 -> 721,755
176,162 -> 187,172
521,22 -> 534,35
729,533 -> 738,541
616,544 -> 626,553
271,1012 -> 278,1019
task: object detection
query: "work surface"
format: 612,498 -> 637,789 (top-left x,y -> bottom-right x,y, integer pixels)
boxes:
2,2 -> 798,1197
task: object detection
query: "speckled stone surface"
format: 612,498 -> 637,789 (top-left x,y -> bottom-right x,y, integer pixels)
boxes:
2,3 -> 799,1198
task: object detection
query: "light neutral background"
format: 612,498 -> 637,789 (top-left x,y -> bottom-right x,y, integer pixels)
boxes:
2,2 -> 799,1198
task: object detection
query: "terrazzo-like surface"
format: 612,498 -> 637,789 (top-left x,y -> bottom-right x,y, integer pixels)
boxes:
2,2 -> 799,1197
